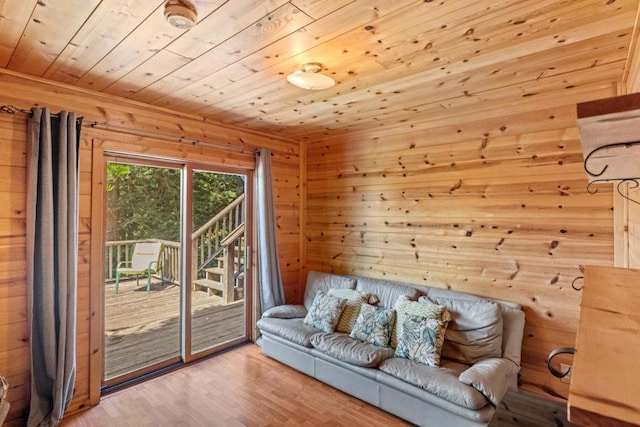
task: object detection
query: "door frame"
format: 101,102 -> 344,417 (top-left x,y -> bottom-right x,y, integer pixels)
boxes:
183,162 -> 254,363
88,140 -> 254,399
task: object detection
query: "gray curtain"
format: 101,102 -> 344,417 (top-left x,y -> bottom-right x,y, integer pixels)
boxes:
26,108 -> 81,426
255,149 -> 285,313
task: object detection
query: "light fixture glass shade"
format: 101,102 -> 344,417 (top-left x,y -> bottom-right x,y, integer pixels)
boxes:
287,63 -> 335,90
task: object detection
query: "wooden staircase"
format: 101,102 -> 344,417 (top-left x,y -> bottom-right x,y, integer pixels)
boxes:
192,200 -> 245,305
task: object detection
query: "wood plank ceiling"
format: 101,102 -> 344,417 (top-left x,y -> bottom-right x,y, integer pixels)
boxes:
0,0 -> 637,142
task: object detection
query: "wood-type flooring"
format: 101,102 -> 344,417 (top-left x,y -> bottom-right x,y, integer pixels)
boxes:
63,344 -> 575,427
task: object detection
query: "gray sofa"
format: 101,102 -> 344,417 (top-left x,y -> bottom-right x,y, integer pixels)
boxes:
257,271 -> 525,427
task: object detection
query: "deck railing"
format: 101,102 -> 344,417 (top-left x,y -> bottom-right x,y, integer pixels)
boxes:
105,193 -> 245,287
219,224 -> 245,303
192,194 -> 245,278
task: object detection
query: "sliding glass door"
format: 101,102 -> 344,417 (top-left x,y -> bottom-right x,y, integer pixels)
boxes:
190,169 -> 247,354
103,157 -> 250,387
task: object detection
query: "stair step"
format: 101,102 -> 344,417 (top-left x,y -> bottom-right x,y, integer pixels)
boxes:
214,259 -> 244,268
215,255 -> 244,264
193,278 -> 224,291
204,267 -> 224,275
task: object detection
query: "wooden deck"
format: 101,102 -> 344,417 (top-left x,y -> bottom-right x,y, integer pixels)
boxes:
104,279 -> 246,380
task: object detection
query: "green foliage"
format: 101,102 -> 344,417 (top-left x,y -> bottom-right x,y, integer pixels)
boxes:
106,163 -> 244,242
106,163 -> 130,191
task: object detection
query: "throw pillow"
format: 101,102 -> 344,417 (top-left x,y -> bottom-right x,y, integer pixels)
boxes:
395,314 -> 448,367
303,291 -> 347,333
350,303 -> 395,347
261,304 -> 307,319
327,288 -> 370,333
392,295 -> 448,348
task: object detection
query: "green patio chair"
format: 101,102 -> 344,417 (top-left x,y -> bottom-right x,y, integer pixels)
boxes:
115,242 -> 163,294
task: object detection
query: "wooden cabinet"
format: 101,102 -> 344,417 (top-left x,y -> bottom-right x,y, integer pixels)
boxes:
614,184 -> 640,268
568,265 -> 640,426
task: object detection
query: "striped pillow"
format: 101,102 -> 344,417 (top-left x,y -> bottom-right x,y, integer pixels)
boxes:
328,288 -> 370,333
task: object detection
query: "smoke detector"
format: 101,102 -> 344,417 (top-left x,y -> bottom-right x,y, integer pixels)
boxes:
164,0 -> 197,30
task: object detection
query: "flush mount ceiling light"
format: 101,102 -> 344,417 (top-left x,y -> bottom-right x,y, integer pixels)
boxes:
286,63 -> 335,90
164,0 -> 197,30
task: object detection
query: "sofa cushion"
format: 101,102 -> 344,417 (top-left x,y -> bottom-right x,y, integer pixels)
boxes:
459,358 -> 519,406
500,304 -> 525,367
392,295 -> 448,348
327,288 -> 369,333
379,357 -> 488,410
350,303 -> 396,347
261,304 -> 307,319
311,333 -> 395,368
422,296 -> 503,364
257,318 -> 321,347
304,271 -> 356,310
304,291 -> 347,333
395,314 -> 448,367
354,276 -> 419,309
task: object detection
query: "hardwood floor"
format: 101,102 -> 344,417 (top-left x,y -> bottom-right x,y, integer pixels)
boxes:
491,390 -> 575,427
62,344 -> 574,427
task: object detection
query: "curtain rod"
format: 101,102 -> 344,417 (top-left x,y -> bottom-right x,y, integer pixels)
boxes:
87,121 -> 248,153
1,103 -> 249,153
0,103 -> 62,118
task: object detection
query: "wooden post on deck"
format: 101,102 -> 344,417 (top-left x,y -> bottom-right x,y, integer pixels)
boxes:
223,245 -> 234,304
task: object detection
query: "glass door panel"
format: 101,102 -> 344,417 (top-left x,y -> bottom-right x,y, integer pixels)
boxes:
104,162 -> 182,382
190,170 -> 247,354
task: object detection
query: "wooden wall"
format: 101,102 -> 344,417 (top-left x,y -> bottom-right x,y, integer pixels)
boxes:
305,84 -> 618,400
0,60 -> 629,423
0,70 -> 301,425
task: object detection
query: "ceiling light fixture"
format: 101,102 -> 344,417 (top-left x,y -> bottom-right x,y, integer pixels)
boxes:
164,0 -> 197,30
286,63 -> 335,90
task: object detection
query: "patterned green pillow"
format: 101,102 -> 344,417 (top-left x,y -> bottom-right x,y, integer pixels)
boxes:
349,303 -> 395,347
303,291 -> 347,333
328,288 -> 370,333
395,314 -> 448,367
392,295 -> 448,348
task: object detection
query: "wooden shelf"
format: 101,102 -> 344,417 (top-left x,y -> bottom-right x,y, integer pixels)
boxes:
0,400 -> 9,426
568,265 -> 640,426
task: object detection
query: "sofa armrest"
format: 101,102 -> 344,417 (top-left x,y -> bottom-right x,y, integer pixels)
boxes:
458,358 -> 519,406
262,304 -> 308,319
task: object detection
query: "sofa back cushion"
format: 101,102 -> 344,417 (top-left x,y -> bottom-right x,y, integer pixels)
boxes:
354,276 -> 419,309
424,287 -> 524,366
499,304 -> 525,367
304,271 -> 356,310
422,296 -> 503,364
